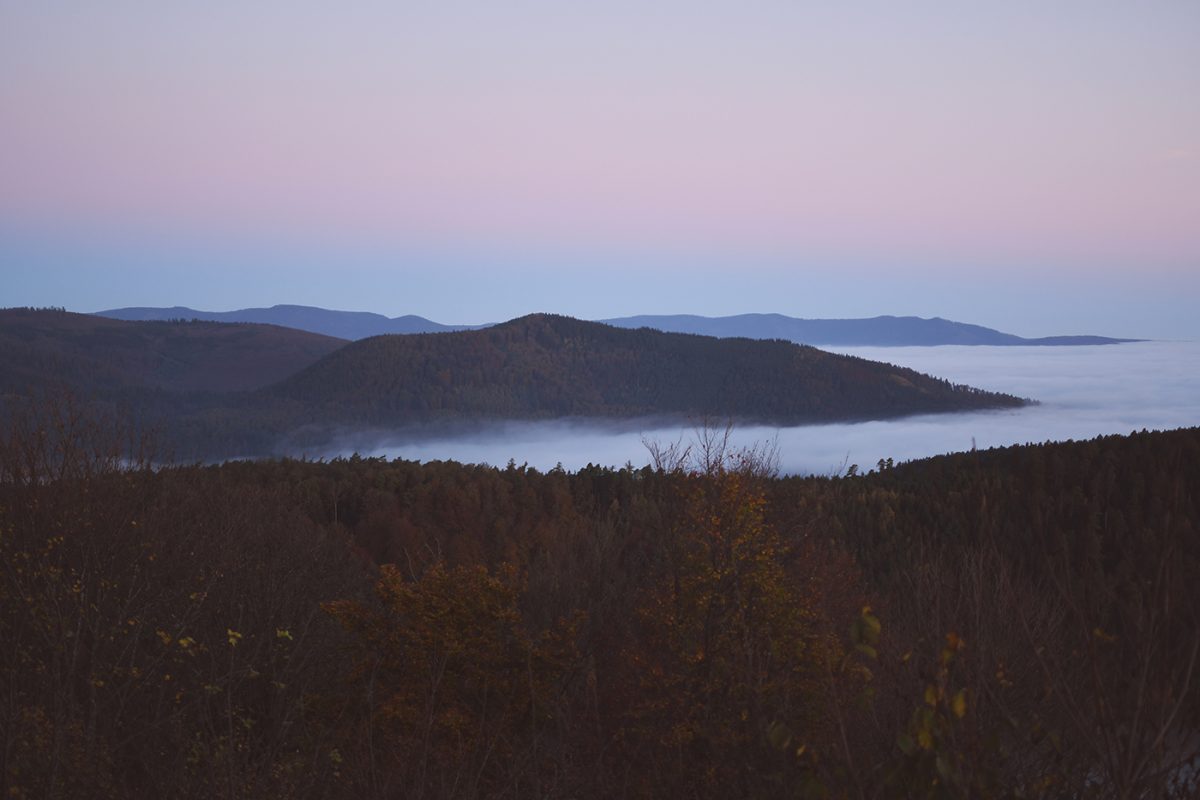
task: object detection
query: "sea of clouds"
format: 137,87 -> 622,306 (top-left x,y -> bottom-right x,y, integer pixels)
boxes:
333,340 -> 1200,476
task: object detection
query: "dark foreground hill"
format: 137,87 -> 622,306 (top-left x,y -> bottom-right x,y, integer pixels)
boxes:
602,313 -> 1138,346
0,308 -> 346,396
266,313 -> 1025,429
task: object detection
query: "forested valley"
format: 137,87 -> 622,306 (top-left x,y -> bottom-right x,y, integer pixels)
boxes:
2,396 -> 1197,798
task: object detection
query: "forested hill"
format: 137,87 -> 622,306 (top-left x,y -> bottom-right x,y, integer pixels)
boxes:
2,310 -> 1026,459
266,313 -> 1026,426
0,308 -> 347,396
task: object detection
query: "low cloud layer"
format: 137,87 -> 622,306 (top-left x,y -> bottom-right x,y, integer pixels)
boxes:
331,341 -> 1199,476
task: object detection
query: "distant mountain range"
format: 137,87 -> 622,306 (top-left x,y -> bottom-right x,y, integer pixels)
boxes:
98,304 -> 475,340
599,314 -> 1138,347
96,305 -> 1137,347
3,310 -> 1025,459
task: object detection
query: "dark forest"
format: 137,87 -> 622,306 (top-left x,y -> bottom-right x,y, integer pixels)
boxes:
2,395 -> 1196,798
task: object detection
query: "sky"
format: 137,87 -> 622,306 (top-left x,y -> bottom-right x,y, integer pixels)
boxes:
2,2 -> 1198,338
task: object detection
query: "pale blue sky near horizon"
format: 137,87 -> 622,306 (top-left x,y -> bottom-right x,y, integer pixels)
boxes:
3,232 -> 1194,339
2,1 -> 1197,338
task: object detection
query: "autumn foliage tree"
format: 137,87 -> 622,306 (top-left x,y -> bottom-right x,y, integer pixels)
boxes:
616,427 -> 862,796
324,562 -> 580,799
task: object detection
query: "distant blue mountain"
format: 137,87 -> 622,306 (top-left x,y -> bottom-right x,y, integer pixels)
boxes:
95,306 -> 1137,347
97,304 -> 477,340
600,314 -> 1138,347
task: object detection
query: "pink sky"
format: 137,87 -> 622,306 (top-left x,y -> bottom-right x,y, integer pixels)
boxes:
1,2 -> 1198,334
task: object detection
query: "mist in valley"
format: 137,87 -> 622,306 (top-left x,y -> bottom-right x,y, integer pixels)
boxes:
319,341 -> 1199,476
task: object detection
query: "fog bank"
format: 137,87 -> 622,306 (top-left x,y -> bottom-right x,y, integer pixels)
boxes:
332,341 -> 1199,476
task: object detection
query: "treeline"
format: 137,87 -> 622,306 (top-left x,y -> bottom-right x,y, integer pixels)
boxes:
1,400 -> 1196,797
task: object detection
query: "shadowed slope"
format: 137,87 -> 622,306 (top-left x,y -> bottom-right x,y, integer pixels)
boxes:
0,308 -> 348,395
268,314 -> 1026,426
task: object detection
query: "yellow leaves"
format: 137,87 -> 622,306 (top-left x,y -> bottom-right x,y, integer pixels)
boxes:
766,720 -> 794,750
860,606 -> 881,640
855,644 -> 878,660
850,607 -> 882,662
939,631 -> 965,666
226,629 -> 242,647
951,689 -> 968,719
321,599 -> 362,632
994,661 -> 1014,689
275,628 -> 293,640
327,557 -> 577,769
899,631 -> 973,784
159,630 -> 203,653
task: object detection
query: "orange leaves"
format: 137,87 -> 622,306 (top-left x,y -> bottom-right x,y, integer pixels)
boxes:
951,689 -> 968,719
324,560 -> 579,794
615,456 -> 852,794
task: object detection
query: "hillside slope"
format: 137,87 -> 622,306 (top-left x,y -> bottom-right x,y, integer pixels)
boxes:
0,308 -> 347,396
4,311 -> 1029,458
267,314 -> 1025,426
